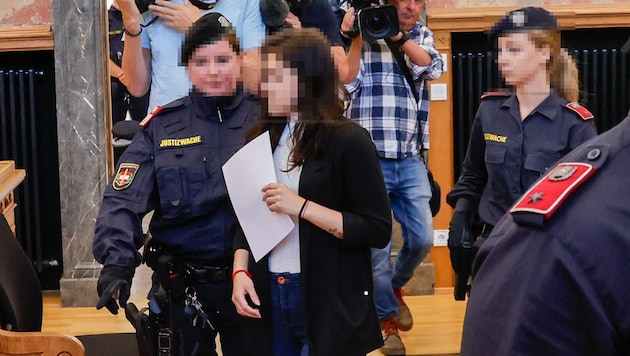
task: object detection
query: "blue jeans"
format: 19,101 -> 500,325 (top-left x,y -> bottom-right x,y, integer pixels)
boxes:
269,272 -> 308,356
372,155 -> 434,320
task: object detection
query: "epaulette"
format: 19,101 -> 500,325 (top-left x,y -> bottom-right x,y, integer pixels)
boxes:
139,98 -> 187,128
480,91 -> 512,100
139,106 -> 163,128
510,162 -> 596,228
565,102 -> 594,120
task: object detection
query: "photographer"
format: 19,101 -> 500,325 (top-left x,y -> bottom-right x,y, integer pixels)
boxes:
116,0 -> 265,110
341,0 -> 444,355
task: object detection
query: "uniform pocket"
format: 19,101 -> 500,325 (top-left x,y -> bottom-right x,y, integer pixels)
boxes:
485,144 -> 507,165
524,152 -> 562,174
189,158 -> 220,217
155,147 -> 225,219
156,165 -> 191,218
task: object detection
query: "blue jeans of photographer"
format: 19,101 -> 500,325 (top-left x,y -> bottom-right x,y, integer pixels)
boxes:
372,155 -> 434,320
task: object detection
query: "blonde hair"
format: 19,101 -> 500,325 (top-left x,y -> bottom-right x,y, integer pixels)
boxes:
528,29 -> 579,102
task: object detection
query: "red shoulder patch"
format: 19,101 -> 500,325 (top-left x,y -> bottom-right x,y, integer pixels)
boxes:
511,162 -> 595,220
139,105 -> 163,128
565,102 -> 594,120
480,91 -> 511,100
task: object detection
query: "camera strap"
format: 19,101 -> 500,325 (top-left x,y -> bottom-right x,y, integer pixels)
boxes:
385,39 -> 419,103
385,39 -> 426,150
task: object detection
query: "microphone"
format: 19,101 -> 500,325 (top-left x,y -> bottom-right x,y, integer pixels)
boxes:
260,0 -> 290,28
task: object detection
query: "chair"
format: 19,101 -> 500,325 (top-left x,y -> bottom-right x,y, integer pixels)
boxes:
0,213 -> 42,331
0,213 -> 85,355
0,328 -> 85,356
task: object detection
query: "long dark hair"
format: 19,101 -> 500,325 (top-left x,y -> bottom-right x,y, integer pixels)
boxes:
246,28 -> 346,170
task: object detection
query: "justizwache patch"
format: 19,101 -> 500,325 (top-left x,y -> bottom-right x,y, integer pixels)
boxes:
113,163 -> 139,190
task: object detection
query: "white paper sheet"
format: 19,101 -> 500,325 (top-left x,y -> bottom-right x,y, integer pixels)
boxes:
222,131 -> 294,262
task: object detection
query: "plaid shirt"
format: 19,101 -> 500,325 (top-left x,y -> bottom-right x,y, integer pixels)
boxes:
345,23 -> 444,159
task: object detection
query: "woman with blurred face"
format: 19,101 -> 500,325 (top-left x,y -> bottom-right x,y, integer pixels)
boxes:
231,28 -> 392,356
187,35 -> 241,97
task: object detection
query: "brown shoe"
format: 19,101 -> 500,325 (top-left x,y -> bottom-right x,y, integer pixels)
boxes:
380,316 -> 406,355
394,288 -> 413,331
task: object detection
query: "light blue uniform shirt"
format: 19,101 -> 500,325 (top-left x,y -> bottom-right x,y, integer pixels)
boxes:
140,0 -> 266,109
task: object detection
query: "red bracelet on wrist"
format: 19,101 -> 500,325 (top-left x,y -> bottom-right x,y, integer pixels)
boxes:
232,269 -> 252,281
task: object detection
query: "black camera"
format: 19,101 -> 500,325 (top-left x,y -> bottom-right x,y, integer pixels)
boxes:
135,0 -> 157,13
349,0 -> 399,42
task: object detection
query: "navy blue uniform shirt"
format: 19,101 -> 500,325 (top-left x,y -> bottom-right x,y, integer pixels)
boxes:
108,6 -> 124,67
461,113 -> 630,355
447,92 -> 597,225
93,89 -> 259,270
292,0 -> 343,46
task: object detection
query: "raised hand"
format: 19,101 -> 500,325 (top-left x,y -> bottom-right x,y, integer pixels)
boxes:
149,0 -> 202,33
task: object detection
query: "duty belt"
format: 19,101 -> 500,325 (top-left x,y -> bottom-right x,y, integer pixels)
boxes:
183,264 -> 231,284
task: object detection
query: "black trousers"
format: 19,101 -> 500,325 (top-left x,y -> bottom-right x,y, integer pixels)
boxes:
167,281 -> 247,356
110,80 -> 149,124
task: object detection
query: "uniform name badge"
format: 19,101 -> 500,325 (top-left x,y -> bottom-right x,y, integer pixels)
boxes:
113,163 -> 139,190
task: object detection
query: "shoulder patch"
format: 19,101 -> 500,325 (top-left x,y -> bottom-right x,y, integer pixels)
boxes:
565,102 -> 594,120
510,162 -> 595,227
113,163 -> 139,190
139,106 -> 163,128
481,91 -> 511,100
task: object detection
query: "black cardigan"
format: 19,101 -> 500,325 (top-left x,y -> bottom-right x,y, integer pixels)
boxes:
234,119 -> 392,356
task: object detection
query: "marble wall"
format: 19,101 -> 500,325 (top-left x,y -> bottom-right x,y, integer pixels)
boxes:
52,0 -> 110,307
0,0 -> 52,26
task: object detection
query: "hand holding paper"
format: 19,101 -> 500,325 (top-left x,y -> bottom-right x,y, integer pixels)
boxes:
222,131 -> 294,262
261,183 -> 305,216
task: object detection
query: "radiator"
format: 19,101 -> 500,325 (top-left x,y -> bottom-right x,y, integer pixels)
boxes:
452,48 -> 630,178
573,48 -> 629,130
0,69 -> 45,272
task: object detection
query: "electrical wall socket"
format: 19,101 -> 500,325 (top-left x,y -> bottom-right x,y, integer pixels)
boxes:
430,83 -> 448,101
433,229 -> 449,247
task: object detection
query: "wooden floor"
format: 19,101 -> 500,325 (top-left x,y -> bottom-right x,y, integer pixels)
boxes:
41,288 -> 466,355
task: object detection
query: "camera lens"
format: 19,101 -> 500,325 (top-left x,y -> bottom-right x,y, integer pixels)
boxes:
367,13 -> 388,32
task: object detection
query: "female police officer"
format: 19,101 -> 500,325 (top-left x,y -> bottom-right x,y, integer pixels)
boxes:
446,7 -> 598,299
93,13 -> 258,355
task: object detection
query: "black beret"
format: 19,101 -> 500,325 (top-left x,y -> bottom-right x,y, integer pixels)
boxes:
181,12 -> 233,66
112,120 -> 141,140
490,7 -> 558,36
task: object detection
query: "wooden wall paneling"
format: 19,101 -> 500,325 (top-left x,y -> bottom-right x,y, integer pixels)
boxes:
428,29 -> 454,288
0,25 -> 53,52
